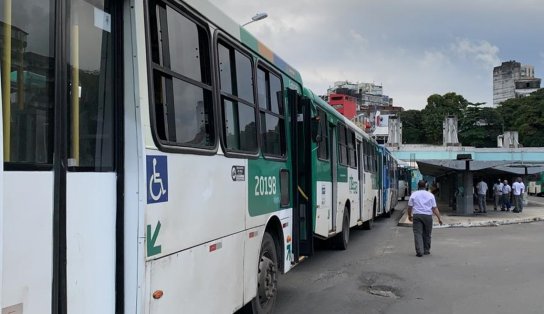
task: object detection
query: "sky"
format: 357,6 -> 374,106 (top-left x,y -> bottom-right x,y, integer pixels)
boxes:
208,0 -> 544,110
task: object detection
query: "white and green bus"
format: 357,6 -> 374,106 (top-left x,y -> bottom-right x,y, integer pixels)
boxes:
0,0 -> 392,313
299,89 -> 381,250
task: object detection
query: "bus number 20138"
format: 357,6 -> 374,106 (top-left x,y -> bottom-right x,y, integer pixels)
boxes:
254,176 -> 277,196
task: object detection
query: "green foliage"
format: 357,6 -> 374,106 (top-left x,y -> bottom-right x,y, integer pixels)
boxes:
421,93 -> 469,144
398,110 -> 425,144
459,103 -> 503,147
496,89 -> 544,147
401,89 -> 544,147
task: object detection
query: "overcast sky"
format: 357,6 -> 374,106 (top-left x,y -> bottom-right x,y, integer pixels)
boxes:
209,0 -> 544,110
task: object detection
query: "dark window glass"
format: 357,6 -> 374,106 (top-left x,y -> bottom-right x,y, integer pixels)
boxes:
223,99 -> 239,149
260,113 -> 282,156
68,0 -> 115,171
172,77 -> 213,147
222,98 -> 257,152
257,68 -> 267,109
218,42 -> 253,102
235,50 -> 253,102
269,73 -> 281,114
149,1 -> 215,150
150,4 -> 164,65
348,131 -> 356,168
218,43 -> 232,95
1,0 -> 55,167
218,40 -> 257,155
280,169 -> 290,207
363,140 -> 369,172
238,102 -> 257,151
256,66 -> 285,158
166,5 -> 209,84
338,125 -> 348,166
317,109 -> 328,161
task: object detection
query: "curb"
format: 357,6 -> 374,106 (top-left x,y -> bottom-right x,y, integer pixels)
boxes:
397,212 -> 544,228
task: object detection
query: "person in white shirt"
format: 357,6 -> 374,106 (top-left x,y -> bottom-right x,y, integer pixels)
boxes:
501,180 -> 511,211
512,177 -> 525,213
492,179 -> 503,211
476,179 -> 488,213
407,180 -> 443,257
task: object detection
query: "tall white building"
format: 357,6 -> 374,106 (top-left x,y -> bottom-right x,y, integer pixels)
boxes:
493,61 -> 541,106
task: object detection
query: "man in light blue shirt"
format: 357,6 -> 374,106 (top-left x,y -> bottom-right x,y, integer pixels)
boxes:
407,180 -> 443,257
512,177 -> 525,213
476,179 -> 488,213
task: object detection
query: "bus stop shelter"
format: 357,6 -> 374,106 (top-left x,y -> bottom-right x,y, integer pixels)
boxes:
416,159 -> 544,215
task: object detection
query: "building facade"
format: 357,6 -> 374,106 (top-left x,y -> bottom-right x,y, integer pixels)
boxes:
493,61 -> 541,106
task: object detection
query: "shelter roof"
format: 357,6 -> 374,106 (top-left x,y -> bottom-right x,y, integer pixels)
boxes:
416,159 -> 544,177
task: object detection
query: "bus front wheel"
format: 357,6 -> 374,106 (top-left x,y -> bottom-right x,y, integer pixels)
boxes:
251,232 -> 278,314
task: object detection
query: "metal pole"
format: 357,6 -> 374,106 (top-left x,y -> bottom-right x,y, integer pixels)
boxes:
2,0 -> 12,161
71,24 -> 80,166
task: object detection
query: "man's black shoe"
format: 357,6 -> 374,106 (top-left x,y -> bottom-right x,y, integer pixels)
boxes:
416,253 -> 423,257
424,252 -> 430,255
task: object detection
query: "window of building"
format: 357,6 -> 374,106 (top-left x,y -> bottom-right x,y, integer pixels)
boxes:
149,2 -> 215,150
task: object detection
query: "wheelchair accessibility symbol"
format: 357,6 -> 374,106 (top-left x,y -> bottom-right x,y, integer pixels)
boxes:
147,155 -> 168,204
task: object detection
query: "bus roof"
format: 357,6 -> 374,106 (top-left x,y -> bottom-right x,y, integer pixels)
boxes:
183,0 -> 302,82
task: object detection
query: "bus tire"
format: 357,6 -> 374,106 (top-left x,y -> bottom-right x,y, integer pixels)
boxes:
251,232 -> 278,314
384,209 -> 392,218
363,200 -> 376,230
334,210 -> 350,250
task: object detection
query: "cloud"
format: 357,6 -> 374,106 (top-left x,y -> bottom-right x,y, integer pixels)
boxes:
209,0 -> 542,110
451,38 -> 500,69
420,50 -> 452,69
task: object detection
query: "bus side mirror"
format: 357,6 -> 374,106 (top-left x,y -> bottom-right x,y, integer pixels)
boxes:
311,116 -> 322,142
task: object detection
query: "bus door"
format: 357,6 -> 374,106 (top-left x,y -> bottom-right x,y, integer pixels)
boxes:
289,90 -> 313,260
330,125 -> 338,232
64,1 -> 121,313
357,140 -> 363,220
2,1 -> 122,312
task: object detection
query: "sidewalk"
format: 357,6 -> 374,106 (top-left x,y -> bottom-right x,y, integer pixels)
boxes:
397,195 -> 544,228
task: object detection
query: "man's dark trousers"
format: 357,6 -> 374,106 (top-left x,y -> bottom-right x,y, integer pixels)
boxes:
413,214 -> 433,255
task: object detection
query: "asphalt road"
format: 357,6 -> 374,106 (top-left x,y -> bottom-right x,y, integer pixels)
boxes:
274,203 -> 544,314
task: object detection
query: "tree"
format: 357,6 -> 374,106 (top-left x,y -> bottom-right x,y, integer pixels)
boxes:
459,103 -> 503,147
421,93 -> 469,144
496,89 -> 544,147
399,110 -> 425,144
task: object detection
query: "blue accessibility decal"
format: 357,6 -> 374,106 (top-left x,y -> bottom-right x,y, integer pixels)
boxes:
147,155 -> 168,204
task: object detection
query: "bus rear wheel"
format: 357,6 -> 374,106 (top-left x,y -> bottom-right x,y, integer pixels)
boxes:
334,210 -> 350,250
251,232 -> 278,314
363,201 -> 376,230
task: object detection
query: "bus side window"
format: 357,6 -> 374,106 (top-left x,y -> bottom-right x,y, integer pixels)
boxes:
348,130 -> 356,168
338,124 -> 348,166
149,2 -> 215,150
257,65 -> 285,158
316,109 -> 328,161
218,40 -> 258,154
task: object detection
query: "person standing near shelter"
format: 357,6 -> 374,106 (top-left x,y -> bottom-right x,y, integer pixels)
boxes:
476,178 -> 488,213
493,179 -> 503,211
501,180 -> 511,211
512,177 -> 525,213
407,180 -> 443,257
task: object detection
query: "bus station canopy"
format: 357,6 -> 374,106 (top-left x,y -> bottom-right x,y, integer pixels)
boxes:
416,159 -> 544,177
